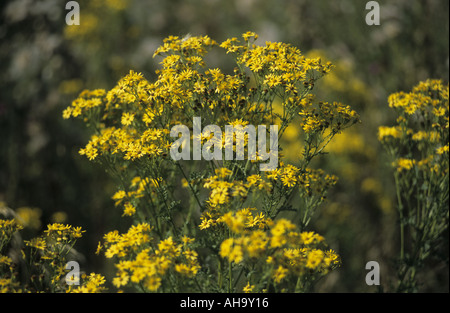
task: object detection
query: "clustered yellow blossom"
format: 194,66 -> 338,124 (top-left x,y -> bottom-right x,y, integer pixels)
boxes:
68,273 -> 107,293
99,223 -> 153,258
43,223 -> 85,242
0,218 -> 23,250
0,255 -> 21,293
0,215 -> 25,292
1,205 -> 98,293
63,31 -> 358,170
99,227 -> 200,292
219,218 -> 340,286
378,126 -> 402,141
200,168 -> 273,211
379,79 -> 449,174
393,158 -> 416,172
23,223 -> 87,289
267,164 -> 338,195
200,207 -> 272,232
299,101 -> 359,134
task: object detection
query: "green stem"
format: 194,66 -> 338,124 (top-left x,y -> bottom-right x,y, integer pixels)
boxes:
228,260 -> 233,293
176,161 -> 203,211
394,172 -> 405,261
218,257 -> 223,289
233,266 -> 245,290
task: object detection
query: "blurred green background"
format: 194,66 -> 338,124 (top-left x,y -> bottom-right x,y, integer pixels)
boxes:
1,0 -> 448,292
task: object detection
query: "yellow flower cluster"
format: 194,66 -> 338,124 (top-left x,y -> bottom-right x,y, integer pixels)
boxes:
392,158 -> 416,172
153,34 -> 217,60
388,79 -> 448,114
99,223 -> 153,258
63,31 -> 359,170
64,76 -> 166,162
219,218 -> 340,288
378,125 -> 402,141
111,176 -> 163,217
21,223 -> 87,289
267,164 -> 338,194
200,207 -> 272,232
68,273 -> 107,293
98,226 -> 200,292
1,203 -> 104,293
0,218 -> 23,250
200,168 -> 272,211
0,255 -> 23,293
299,101 -> 359,134
199,164 -> 337,222
0,207 -> 25,292
379,79 -> 449,174
43,223 -> 85,242
222,31 -> 332,83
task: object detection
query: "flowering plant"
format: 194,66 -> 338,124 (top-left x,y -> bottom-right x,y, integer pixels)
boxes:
61,31 -> 359,292
0,202 -> 106,293
378,79 -> 449,292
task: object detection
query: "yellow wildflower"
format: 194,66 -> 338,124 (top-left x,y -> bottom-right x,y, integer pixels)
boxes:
306,249 -> 325,269
273,265 -> 288,283
122,202 -> 136,216
378,126 -> 401,141
243,282 -> 255,293
394,158 -> 416,172
437,145 -> 449,154
121,112 -> 135,126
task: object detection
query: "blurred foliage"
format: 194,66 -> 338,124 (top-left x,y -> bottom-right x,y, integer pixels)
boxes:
0,0 -> 448,292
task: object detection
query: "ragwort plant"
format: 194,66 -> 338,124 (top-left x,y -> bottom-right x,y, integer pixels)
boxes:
378,79 -> 449,292
63,32 -> 360,292
0,202 -> 106,293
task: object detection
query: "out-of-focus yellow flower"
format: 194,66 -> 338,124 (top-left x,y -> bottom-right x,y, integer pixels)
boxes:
393,158 -> 415,172
16,207 -> 41,230
378,126 -> 401,141
51,211 -> 68,224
